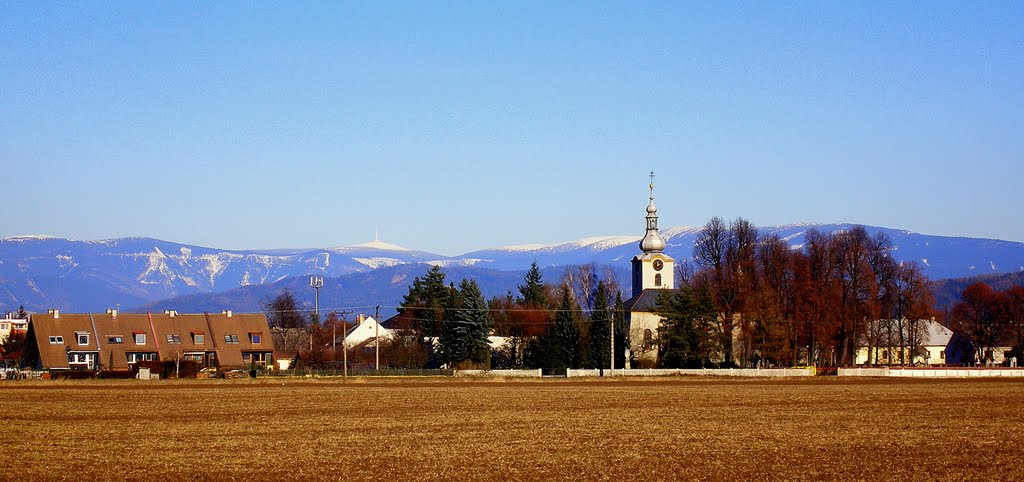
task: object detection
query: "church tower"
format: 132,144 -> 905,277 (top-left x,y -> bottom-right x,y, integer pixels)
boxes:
631,172 -> 674,297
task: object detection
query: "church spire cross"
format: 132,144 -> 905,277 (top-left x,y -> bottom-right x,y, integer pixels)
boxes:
639,171 -> 666,253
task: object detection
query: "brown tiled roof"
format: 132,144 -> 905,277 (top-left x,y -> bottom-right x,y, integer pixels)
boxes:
27,311 -> 271,370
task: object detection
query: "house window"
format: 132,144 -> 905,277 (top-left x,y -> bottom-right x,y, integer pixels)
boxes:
166,334 -> 181,344
184,352 -> 216,368
249,332 -> 262,344
655,273 -> 662,287
76,332 -> 89,345
243,352 -> 271,366
192,332 -> 205,345
134,332 -> 147,345
643,329 -> 653,351
49,335 -> 64,344
107,335 -> 124,344
0,323 -> 8,330
224,334 -> 239,344
940,350 -> 945,360
67,352 -> 96,369
126,352 -> 158,364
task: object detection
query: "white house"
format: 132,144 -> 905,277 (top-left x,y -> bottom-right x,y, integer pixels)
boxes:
856,319 -> 954,366
337,315 -> 393,349
0,314 -> 29,344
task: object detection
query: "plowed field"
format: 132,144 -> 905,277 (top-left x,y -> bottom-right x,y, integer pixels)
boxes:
2,377 -> 1022,480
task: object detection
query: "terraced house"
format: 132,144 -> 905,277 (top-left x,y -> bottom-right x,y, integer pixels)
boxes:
23,309 -> 273,371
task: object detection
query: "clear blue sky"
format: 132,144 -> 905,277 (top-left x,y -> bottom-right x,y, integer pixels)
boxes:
2,2 -> 1022,255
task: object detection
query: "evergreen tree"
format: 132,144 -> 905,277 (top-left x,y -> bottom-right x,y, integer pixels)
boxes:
654,285 -> 720,368
398,265 -> 450,337
459,279 -> 493,364
437,279 -> 493,367
613,292 -> 629,369
549,284 -> 582,369
588,280 -> 611,370
517,262 -> 547,307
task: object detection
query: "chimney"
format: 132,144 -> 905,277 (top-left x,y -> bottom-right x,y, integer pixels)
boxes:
106,308 -> 118,319
222,310 -> 233,318
48,309 -> 59,319
357,313 -> 365,323
164,310 -> 177,317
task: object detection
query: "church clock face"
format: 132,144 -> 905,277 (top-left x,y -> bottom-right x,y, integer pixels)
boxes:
653,259 -> 664,271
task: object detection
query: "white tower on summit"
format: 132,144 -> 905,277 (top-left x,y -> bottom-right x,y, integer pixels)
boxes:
631,172 -> 674,297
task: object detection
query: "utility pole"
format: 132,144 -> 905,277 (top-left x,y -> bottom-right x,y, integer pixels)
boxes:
332,309 -> 352,359
375,305 -> 381,371
342,312 -> 348,378
610,315 -> 615,377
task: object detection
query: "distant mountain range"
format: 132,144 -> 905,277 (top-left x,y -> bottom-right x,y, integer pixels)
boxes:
2,223 -> 1024,315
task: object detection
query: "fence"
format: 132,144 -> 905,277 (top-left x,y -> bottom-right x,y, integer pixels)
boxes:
565,367 -> 817,377
839,367 -> 1024,378
261,368 -> 455,378
456,369 -> 543,378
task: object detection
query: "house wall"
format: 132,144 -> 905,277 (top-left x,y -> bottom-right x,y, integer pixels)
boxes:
855,346 -> 948,366
0,318 -> 28,344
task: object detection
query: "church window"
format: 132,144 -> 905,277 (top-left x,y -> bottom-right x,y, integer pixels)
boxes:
654,273 -> 662,287
643,329 -> 653,351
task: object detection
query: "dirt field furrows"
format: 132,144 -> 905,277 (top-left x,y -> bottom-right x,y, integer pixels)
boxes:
2,377 -> 1022,480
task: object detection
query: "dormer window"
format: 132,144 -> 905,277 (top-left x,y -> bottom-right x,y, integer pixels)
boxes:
191,332 -> 205,345
76,332 -> 89,345
134,332 -> 146,345
249,332 -> 262,344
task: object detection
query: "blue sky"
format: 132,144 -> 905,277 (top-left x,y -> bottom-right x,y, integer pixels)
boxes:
2,2 -> 1022,255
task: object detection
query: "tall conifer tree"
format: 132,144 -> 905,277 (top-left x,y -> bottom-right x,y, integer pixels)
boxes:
589,280 -> 611,369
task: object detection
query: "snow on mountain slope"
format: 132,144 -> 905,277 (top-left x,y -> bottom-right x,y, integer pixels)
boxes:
3,223 -> 1024,313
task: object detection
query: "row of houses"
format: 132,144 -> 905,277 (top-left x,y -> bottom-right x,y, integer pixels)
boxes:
22,309 -> 274,371
855,318 -> 1018,367
9,307 -> 1015,372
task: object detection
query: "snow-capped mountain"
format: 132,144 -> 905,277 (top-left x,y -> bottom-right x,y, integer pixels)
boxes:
0,236 -> 444,313
454,224 -> 1024,279
2,223 -> 1024,313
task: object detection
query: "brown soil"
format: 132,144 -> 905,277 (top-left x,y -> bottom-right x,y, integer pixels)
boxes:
2,377 -> 1022,480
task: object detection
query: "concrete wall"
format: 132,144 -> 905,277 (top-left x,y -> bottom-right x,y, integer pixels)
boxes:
567,367 -> 816,377
456,369 -> 543,378
839,367 -> 1024,377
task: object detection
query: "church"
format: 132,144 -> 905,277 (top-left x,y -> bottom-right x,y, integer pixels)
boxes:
623,175 -> 674,367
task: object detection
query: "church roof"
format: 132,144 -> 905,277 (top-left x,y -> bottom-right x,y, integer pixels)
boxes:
624,289 -> 669,313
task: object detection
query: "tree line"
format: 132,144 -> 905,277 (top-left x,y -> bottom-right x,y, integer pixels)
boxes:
391,263 -> 629,370
658,218 -> 937,368
951,282 -> 1024,364
262,218 -> 1024,370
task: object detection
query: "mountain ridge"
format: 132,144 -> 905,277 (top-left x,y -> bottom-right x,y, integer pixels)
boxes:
3,223 -> 1024,313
